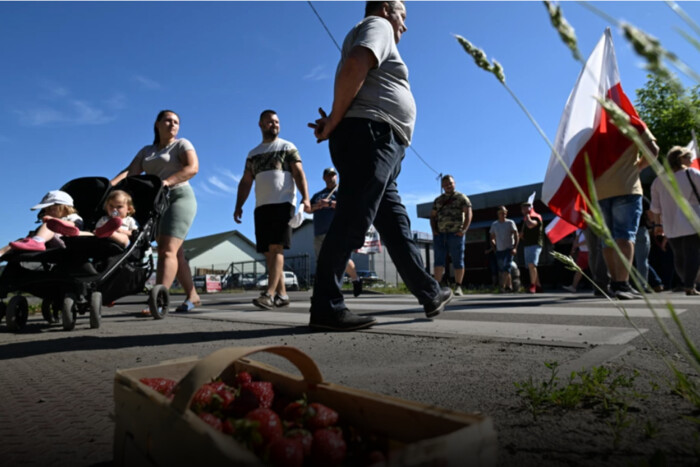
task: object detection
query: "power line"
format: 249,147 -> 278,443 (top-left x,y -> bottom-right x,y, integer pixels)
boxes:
306,1 -> 442,178
307,1 -> 341,53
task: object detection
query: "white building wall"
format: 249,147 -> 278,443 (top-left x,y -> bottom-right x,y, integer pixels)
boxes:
189,238 -> 265,275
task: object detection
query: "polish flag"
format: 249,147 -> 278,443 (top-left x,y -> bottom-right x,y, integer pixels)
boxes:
687,132 -> 700,170
545,215 -> 576,244
542,28 -> 650,231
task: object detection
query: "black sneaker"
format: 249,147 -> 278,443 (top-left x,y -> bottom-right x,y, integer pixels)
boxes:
253,292 -> 274,310
612,282 -> 640,300
309,309 -> 376,331
274,294 -> 290,307
352,280 -> 363,297
423,287 -> 453,318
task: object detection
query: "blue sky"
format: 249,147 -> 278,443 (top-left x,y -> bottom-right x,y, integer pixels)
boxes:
2,1 -> 699,245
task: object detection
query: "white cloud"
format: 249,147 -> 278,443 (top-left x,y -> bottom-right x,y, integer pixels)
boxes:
132,74 -> 161,90
196,182 -> 225,197
16,99 -> 115,126
220,169 -> 241,184
207,176 -> 236,194
104,93 -> 127,110
400,192 -> 438,207
303,65 -> 330,81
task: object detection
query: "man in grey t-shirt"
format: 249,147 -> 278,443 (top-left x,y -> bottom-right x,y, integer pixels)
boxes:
308,1 -> 449,332
489,206 -> 519,292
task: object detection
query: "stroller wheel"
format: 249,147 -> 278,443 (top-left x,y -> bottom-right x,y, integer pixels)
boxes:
149,285 -> 169,320
0,301 -> 5,322
62,296 -> 76,331
7,296 -> 29,332
41,299 -> 56,324
89,292 -> 102,329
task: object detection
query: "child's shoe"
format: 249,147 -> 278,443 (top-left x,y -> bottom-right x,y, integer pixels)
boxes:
10,238 -> 46,251
46,218 -> 80,237
95,217 -> 123,238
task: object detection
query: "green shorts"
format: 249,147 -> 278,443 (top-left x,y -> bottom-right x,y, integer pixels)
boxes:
158,184 -> 197,239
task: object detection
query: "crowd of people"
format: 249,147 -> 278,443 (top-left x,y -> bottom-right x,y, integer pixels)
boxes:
2,1 -> 698,333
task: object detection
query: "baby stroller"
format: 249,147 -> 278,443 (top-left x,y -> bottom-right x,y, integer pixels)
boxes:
0,175 -> 170,331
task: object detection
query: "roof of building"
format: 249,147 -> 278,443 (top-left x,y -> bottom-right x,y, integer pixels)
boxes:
182,230 -> 257,260
417,182 -> 543,219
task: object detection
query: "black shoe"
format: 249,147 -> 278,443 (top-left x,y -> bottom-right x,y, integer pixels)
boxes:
352,280 -> 363,297
423,287 -> 453,318
309,308 -> 376,331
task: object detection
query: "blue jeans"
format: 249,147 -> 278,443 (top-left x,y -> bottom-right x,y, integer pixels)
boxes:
311,118 -> 440,313
599,194 -> 642,243
433,232 -> 466,269
495,250 -> 513,272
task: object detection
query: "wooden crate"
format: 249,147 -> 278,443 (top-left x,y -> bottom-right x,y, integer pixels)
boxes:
113,346 -> 497,466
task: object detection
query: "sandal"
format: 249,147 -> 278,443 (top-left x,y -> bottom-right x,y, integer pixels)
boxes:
95,217 -> 123,238
175,299 -> 201,313
46,218 -> 80,237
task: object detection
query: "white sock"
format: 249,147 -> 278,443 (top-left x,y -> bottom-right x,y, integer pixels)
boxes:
277,294 -> 289,300
32,236 -> 46,243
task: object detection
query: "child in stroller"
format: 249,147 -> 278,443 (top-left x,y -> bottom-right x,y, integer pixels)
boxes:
0,175 -> 168,332
0,190 -> 84,257
47,189 -> 139,248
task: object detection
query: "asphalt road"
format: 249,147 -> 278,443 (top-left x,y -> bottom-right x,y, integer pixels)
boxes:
1,289 -> 699,466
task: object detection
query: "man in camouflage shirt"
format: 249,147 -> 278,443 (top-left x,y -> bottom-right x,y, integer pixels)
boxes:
430,175 -> 472,295
234,110 -> 310,310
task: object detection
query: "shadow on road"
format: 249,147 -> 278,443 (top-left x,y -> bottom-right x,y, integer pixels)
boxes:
0,325 -> 313,361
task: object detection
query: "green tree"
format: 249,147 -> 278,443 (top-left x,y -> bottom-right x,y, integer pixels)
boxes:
634,74 -> 700,157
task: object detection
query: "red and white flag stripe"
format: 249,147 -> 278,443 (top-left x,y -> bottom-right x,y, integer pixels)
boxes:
542,28 -> 649,235
545,215 -> 577,244
687,133 -> 700,170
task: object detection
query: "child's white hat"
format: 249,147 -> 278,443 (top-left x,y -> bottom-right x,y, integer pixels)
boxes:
31,190 -> 74,210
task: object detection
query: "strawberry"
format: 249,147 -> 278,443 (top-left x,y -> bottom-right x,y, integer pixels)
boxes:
231,381 -> 274,416
267,436 -> 305,467
139,377 -> 177,397
286,428 -> 313,457
191,381 -> 236,414
306,402 -> 339,431
235,371 -> 253,386
311,427 -> 346,466
222,418 -> 236,435
198,412 -> 223,432
245,407 -> 283,450
282,400 -> 339,430
282,401 -> 306,426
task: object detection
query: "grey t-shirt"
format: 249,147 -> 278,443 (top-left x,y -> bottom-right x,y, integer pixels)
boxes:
134,138 -> 195,188
490,219 -> 518,251
339,16 -> 416,145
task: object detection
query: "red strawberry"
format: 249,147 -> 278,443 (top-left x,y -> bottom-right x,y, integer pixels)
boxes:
198,412 -> 223,432
311,427 -> 346,466
267,437 -> 305,467
282,401 -> 306,425
222,418 -> 235,435
286,428 -> 313,457
306,402 -> 339,430
235,371 -> 253,386
232,381 -> 274,416
139,377 -> 177,397
245,407 -> 283,450
191,382 -> 236,414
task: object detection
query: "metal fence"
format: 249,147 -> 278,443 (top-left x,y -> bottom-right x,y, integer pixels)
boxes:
198,254 -> 311,291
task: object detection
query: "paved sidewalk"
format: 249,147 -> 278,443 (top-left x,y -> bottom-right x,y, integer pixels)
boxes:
1,290 -> 699,466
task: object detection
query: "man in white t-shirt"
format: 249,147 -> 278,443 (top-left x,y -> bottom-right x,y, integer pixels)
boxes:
234,110 -> 311,309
